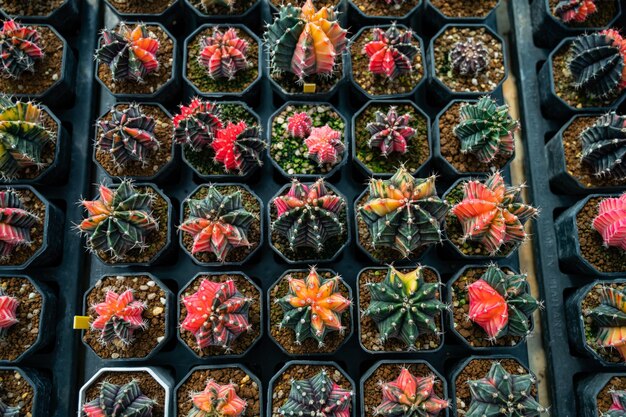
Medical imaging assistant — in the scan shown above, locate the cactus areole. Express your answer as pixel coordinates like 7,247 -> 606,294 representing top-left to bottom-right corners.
363,23 -> 420,81
91,289 -> 146,346
0,190 -> 40,258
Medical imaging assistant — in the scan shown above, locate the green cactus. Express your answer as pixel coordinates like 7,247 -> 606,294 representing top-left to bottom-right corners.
82,380 -> 156,417
278,369 -> 353,417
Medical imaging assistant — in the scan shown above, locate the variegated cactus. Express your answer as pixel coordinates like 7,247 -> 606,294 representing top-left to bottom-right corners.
82,380 -> 156,417
366,107 -> 416,156
554,0 -> 597,22
363,23 -> 419,80
587,285 -> 626,361
287,112 -> 312,139
0,190 -> 40,258
0,399 -> 19,417
211,121 -> 265,175
580,112 -> 626,179
605,390 -> 626,417
91,289 -> 146,346
188,379 -> 247,417
592,193 -> 626,250
0,288 -> 18,340
304,125 -> 345,166
449,37 -> 490,76
173,98 -> 223,151
198,28 -> 249,80
0,20 -> 43,78
278,369 -> 353,417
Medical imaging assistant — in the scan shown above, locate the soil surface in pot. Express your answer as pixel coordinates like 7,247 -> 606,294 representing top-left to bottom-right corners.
354,103 -> 429,174
12,109 -> 57,181
189,0 -> 256,15
177,367 -> 260,416
597,377 -> 626,413
582,282 -> 626,363
270,60 -> 344,95
179,273 -> 261,356
182,186 -> 260,263
0,26 -> 64,96
270,270 -> 351,354
350,28 -> 423,96
107,0 -> 175,14
83,275 -> 167,359
549,0 -> 618,28
270,104 -> 345,176
0,0 -> 64,16
95,104 -> 174,179
351,0 -> 417,17
0,277 -> 42,361
433,26 -> 505,93
359,267 -> 442,352
0,370 -> 34,415
430,0 -> 498,17
0,189 -> 46,267
186,27 -> 259,94
97,25 -> 174,96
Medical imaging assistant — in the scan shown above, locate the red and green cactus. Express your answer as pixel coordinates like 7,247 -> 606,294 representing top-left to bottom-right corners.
0,190 -> 40,258
454,96 -> 519,164
554,0 -> 597,22
77,180 -> 158,259
198,28 -> 249,80
450,172 -> 538,255
363,23 -> 420,80
581,112 -> 626,179
181,278 -> 252,351
96,23 -> 160,83
188,379 -> 247,417
265,0 -> 348,80
605,390 -> 626,417
0,20 -> 43,78
363,266 -> 446,349
0,399 -> 19,417
82,380 -> 156,417
359,166 -> 448,257
304,125 -> 345,166
0,288 -> 18,340
587,285 -> 626,361
374,368 -> 449,417
287,112 -> 312,139
366,107 -> 416,156
173,98 -> 223,151
210,121 -> 264,175
449,37 -> 490,76
278,369 -> 353,417
91,289 -> 146,346
592,193 -> 626,250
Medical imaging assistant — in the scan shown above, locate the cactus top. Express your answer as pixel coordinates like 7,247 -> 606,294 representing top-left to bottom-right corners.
592,193 -> 626,251
553,0 -> 598,23
605,390 -> 626,416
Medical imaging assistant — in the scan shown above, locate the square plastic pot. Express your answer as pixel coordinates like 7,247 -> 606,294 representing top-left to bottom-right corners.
424,0 -> 500,35
183,0 -> 263,32
577,372 -> 626,417
104,0 -> 182,30
347,0 -> 422,27
0,367 -> 50,416
0,0 -> 80,36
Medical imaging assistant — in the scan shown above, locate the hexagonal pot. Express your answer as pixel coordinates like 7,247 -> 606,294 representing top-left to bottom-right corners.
104,0 -> 182,29
80,272 -> 173,362
93,102 -> 176,183
347,0 -> 422,27
577,372 -> 626,417
0,0 -> 79,33
267,181 -> 350,264
177,271 -> 262,359
267,101 -> 348,181
0,367 -> 50,416
267,268 -> 353,356
179,184 -> 263,266
351,100 -> 431,179
424,0 -> 501,31
183,0 -> 263,31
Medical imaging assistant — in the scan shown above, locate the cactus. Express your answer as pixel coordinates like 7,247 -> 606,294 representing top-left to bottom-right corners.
359,166 -> 448,257
449,37 -> 490,76
97,103 -> 159,167
587,285 -> 626,361
363,23 -> 420,80
0,288 -> 18,340
0,400 -> 19,417
366,107 -> 416,157
272,178 -> 345,252
265,0 -> 348,80
181,278 -> 252,351
188,379 -> 247,417
592,193 -> 626,250
91,289 -> 146,345
173,99 -> 223,151
0,190 -> 40,258
211,121 -> 264,175
605,390 -> 626,417
554,0 -> 597,22
450,172 -> 538,255
198,28 -> 249,80
179,187 -> 255,261
363,266 -> 446,348
82,380 -> 156,417
304,125 -> 345,166
453,96 -> 519,164
0,20 -> 43,78
278,369 -> 353,417
580,112 -> 626,179
287,112 -> 312,139
77,180 -> 158,259
374,368 -> 449,417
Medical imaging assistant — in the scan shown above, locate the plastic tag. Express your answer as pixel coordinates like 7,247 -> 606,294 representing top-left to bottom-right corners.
303,83 -> 316,93
73,316 -> 90,330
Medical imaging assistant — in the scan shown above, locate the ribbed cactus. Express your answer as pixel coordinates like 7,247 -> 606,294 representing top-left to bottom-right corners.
374,368 -> 449,417
605,390 -> 626,417
287,112 -> 312,139
304,125 -> 345,166
366,107 -> 416,156
278,369 -> 353,417
0,288 -> 18,340
363,266 -> 446,348
363,23 -> 419,80
587,285 -> 626,361
568,29 -> 626,99
82,380 -> 156,417
359,166 -> 448,257
97,103 -> 159,167
554,0 -> 597,22
449,37 -> 490,76
265,0 -> 348,80
198,28 -> 249,80
173,99 -> 223,151
77,180 -> 158,259
189,379 -> 247,417
0,190 -> 40,258
0,20 -> 43,78
0,400 -> 19,417
450,172 -> 538,255
592,193 -> 626,250
91,289 -> 146,345
272,178 -> 346,252
181,279 -> 252,350
580,112 -> 626,179
453,96 -> 519,164
211,121 -> 264,175
0,95 -> 54,179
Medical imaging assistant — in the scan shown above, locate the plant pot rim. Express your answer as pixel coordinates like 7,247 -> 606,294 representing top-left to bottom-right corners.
347,0 -> 422,21
0,367 -> 45,414
184,0 -> 261,19
179,183 -> 265,266
540,0 -> 623,34
449,354 -> 533,392
104,0 -> 180,18
427,0 -> 502,21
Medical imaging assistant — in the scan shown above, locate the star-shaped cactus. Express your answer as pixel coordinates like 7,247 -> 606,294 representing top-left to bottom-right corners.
189,379 -> 247,417
278,369 -> 353,417
604,390 -> 626,417
173,98 -> 223,151
587,285 -> 626,361
0,190 -> 40,258
592,193 -> 626,251
91,289 -> 146,345
82,380 -> 156,417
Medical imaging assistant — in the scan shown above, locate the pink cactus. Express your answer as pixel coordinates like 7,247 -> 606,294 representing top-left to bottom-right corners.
287,112 -> 312,139
467,279 -> 508,339
190,379 -> 247,417
592,193 -> 626,250
91,289 -> 146,345
0,288 -> 18,336
198,27 -> 249,80
375,368 -> 448,417
304,125 -> 344,166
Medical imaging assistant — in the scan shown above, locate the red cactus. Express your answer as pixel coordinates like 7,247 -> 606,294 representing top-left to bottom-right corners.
198,27 -> 249,80
91,289 -> 146,345
0,20 -> 43,78
0,289 -> 18,336
467,279 -> 508,340
211,121 -> 265,175
190,379 -> 247,417
554,0 -> 597,23
592,193 -> 626,250
287,112 -> 312,139
304,125 -> 344,166
375,368 -> 448,417
363,23 -> 420,80
173,98 -> 223,150
601,29 -> 626,90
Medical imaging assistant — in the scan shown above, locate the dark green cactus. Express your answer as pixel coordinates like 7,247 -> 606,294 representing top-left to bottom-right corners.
0,190 -> 40,258
278,369 -> 353,417
580,112 -> 626,179
0,399 -> 19,417
82,380 -> 156,417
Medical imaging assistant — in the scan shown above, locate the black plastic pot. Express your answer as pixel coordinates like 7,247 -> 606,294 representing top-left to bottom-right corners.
423,0 -> 500,34
577,372 -> 626,417
104,0 -> 182,31
0,0 -> 80,36
183,0 -> 263,32
0,367 -> 50,417
347,2 -> 423,42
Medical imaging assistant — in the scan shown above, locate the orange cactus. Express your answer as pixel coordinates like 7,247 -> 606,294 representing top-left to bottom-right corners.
190,379 -> 247,417
91,289 -> 146,345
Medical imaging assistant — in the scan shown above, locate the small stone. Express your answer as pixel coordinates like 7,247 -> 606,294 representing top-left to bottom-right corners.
139,285 -> 149,291
147,281 -> 156,287
152,306 -> 164,316
111,353 -> 120,359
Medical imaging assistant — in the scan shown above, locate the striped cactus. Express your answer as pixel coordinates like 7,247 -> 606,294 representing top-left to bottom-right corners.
0,20 -> 43,78
82,380 -> 156,417
198,28 -> 249,80
91,289 -> 146,346
0,190 -> 40,258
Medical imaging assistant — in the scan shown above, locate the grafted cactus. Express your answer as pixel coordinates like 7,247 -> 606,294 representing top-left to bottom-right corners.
82,380 -> 156,417
198,28 -> 249,80
173,99 -> 223,151
366,107 -> 416,156
265,0 -> 348,80
363,266 -> 446,348
580,112 -> 626,179
363,23 -> 420,80
304,125 -> 345,166
188,379 -> 247,417
278,369 -> 353,417
211,121 -> 264,175
587,285 -> 626,361
0,20 -> 43,78
449,37 -> 490,76
91,289 -> 146,345
453,96 -> 519,164
605,390 -> 626,417
0,288 -> 18,340
96,23 -> 160,83
359,166 -> 448,257
0,190 -> 40,258
592,193 -> 626,250
554,0 -> 597,22
287,112 -> 312,139
0,400 -> 19,417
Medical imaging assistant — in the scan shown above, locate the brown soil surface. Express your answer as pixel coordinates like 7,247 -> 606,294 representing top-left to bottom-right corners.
0,277 -> 42,361
582,282 -> 626,363
431,0 -> 498,17
0,369 -> 34,415
0,0 -> 64,16
549,0 -> 618,27
0,190 -> 46,267
271,61 -> 343,95
350,0 -> 417,17
106,0 -> 174,14
189,0 -> 256,15
597,377 -> 626,413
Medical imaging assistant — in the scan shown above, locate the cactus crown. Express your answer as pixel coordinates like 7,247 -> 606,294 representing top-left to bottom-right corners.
366,106 -> 416,157
359,166 -> 449,257
189,379 -> 247,417
199,28 -> 249,80
592,193 -> 626,251
77,180 -> 158,260
272,178 -> 346,252
453,96 -> 519,164
0,20 -> 43,78
304,125 -> 345,166
96,23 -> 160,83
0,190 -> 40,258
554,0 -> 597,23
0,399 -> 19,417
265,0 -> 348,80
604,390 -> 626,417
287,112 -> 312,139
91,289 -> 146,346
211,121 -> 265,175
363,266 -> 446,348
173,99 -> 223,151
449,37 -> 490,76
97,103 -> 159,167
276,266 -> 351,346
278,369 -> 353,417
82,380 -> 156,417
375,368 -> 449,417
0,288 -> 18,340
587,285 -> 626,361
181,278 -> 252,351
450,172 -> 538,255
363,23 -> 419,81
580,112 -> 626,179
